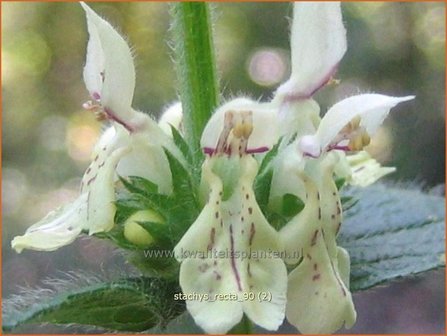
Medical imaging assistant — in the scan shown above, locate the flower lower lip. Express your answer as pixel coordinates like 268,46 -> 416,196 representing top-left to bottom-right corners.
203,146 -> 269,155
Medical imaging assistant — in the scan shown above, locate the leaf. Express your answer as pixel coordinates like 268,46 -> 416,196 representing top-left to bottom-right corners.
282,193 -> 305,217
171,125 -> 194,167
126,176 -> 159,193
3,276 -> 185,333
163,148 -> 198,205
254,142 -> 280,210
163,148 -> 201,237
104,149 -> 201,254
137,221 -> 172,246
338,184 -> 445,291
335,177 -> 346,190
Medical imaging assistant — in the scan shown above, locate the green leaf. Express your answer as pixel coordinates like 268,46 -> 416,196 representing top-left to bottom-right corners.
137,221 -> 172,246
106,149 -> 201,254
170,2 -> 219,159
163,148 -> 200,216
171,125 -> 194,168
3,277 -> 185,333
338,185 -> 445,291
335,177 -> 346,190
254,142 -> 280,210
282,193 -> 305,217
126,176 -> 159,193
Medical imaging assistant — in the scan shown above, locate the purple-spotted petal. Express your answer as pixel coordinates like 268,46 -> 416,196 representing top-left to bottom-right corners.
174,156 -> 286,333
286,229 -> 356,334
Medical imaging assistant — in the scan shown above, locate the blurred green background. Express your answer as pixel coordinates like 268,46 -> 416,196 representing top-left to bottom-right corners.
2,1 -> 445,334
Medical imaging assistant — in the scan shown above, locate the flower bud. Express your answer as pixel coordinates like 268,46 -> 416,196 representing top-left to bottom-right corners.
123,210 -> 164,247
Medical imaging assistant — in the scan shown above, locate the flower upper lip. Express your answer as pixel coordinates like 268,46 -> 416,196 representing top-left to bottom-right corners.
81,2 -> 137,132
275,2 -> 347,101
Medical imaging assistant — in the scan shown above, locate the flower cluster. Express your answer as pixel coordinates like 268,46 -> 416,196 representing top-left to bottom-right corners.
12,2 -> 413,334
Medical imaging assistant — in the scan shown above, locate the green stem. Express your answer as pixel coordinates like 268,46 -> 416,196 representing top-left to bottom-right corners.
228,315 -> 253,334
170,2 -> 220,157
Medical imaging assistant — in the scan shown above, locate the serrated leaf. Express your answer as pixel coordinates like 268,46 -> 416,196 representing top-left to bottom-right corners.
170,126 -> 203,187
137,221 -> 172,246
171,126 -> 194,167
3,277 -> 185,333
163,148 -> 201,235
119,176 -> 155,196
163,148 -> 198,205
338,185 -> 445,291
127,176 -> 159,193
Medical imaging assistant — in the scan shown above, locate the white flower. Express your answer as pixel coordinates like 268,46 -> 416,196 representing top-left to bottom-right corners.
12,3 -> 176,253
269,2 -> 414,334
200,97 -> 279,155
279,153 -> 356,334
298,94 -> 415,158
275,2 -> 347,101
345,151 -> 396,187
158,101 -> 184,137
174,100 -> 286,334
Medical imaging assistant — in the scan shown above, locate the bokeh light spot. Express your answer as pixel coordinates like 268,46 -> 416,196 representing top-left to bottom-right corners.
247,48 -> 288,87
5,31 -> 52,78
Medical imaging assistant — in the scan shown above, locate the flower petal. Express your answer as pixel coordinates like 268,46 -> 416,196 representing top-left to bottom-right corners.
82,3 -> 104,100
336,246 -> 351,288
276,98 -> 320,139
11,193 -> 88,253
286,229 -> 356,334
346,151 -> 396,187
279,153 -> 341,262
276,2 -> 347,99
158,101 -> 183,136
86,145 -> 130,234
81,126 -> 131,234
81,2 -> 136,122
84,121 -> 175,194
174,156 -> 286,333
200,98 -> 279,154
316,94 -> 414,150
179,258 -> 244,334
279,173 -> 319,265
117,132 -> 173,195
305,153 -> 342,256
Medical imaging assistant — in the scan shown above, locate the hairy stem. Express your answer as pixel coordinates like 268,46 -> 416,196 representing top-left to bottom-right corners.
170,2 -> 220,158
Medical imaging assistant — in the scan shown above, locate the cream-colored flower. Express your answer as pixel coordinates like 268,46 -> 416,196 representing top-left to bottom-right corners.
174,100 -> 286,334
269,2 -> 414,334
12,3 -> 176,253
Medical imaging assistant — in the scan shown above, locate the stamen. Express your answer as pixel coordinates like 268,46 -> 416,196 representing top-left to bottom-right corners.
215,111 -> 234,155
327,115 -> 370,153
232,111 -> 253,155
82,100 -> 135,132
347,132 -> 370,151
208,110 -> 254,156
326,77 -> 341,86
